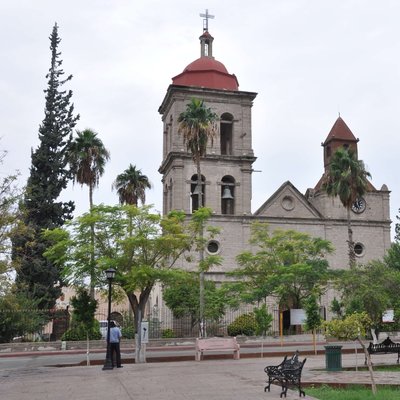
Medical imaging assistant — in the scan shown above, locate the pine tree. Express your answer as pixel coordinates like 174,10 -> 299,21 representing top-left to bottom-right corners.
12,23 -> 79,310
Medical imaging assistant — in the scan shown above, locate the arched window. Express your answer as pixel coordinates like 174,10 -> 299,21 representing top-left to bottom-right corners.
163,183 -> 168,212
191,174 -> 205,212
326,146 -> 331,158
220,113 -> 233,155
221,175 -> 235,215
168,179 -> 173,211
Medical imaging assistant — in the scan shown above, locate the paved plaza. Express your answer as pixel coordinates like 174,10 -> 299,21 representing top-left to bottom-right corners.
1,351 -> 399,400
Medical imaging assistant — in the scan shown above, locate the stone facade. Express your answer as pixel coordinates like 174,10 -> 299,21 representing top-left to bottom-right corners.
158,85 -> 257,217
154,29 -> 392,327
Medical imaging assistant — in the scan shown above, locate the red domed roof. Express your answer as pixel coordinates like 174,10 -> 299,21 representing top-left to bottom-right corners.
184,57 -> 229,73
172,57 -> 239,90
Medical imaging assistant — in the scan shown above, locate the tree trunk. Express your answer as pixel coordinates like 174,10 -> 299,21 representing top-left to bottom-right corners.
347,207 -> 356,268
127,290 -> 150,336
356,335 -> 377,395
196,160 -> 205,338
89,182 -> 95,299
86,331 -> 90,366
196,161 -> 202,209
128,290 -> 150,364
313,329 -> 317,355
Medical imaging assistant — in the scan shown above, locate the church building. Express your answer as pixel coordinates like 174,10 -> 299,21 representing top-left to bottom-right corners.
156,22 -> 391,325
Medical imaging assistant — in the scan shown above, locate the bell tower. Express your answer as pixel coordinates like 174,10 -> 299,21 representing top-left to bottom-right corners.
321,116 -> 359,171
158,26 -> 257,217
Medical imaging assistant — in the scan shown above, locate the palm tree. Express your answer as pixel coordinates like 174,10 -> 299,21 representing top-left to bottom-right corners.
69,129 -> 110,209
178,98 -> 218,337
113,164 -> 152,206
178,98 -> 218,209
69,128 -> 110,298
323,147 -> 371,267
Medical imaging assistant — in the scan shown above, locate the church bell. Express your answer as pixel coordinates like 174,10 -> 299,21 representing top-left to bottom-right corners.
192,184 -> 202,195
222,186 -> 234,199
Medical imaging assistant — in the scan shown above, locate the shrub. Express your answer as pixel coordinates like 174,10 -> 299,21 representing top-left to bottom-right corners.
61,321 -> 102,341
161,328 -> 175,338
121,324 -> 135,339
253,305 -> 273,336
227,313 -> 257,336
120,311 -> 135,339
323,312 -> 372,340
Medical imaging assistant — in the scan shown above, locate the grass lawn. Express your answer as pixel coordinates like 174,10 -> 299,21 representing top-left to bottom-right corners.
307,385 -> 400,400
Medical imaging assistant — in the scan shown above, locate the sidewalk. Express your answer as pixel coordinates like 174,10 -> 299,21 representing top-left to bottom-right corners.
0,352 -> 399,400
0,356 -> 316,400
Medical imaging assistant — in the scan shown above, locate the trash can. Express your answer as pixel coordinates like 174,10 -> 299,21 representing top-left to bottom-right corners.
324,345 -> 342,371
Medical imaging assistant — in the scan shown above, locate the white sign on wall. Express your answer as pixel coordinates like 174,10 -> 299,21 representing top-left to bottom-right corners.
141,321 -> 149,343
382,309 -> 394,323
290,309 -> 306,325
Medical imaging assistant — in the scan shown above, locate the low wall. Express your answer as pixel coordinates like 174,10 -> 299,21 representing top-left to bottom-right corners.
4,332 -> 395,354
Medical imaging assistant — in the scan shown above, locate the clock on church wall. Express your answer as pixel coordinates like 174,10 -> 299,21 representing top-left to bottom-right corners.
351,197 -> 366,214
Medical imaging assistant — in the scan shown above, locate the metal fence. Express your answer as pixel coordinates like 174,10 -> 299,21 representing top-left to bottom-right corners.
0,308 -> 69,343
94,304 -> 265,339
1,303 -> 282,343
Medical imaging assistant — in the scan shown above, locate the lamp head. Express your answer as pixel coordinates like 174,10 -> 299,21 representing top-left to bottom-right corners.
105,268 -> 116,280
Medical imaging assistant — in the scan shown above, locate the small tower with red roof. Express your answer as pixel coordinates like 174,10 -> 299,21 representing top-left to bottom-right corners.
322,116 -> 359,171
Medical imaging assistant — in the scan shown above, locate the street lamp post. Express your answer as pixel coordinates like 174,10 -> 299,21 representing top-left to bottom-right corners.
102,268 -> 116,370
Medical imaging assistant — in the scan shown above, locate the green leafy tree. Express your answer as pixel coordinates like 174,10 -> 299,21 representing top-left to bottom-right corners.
0,294 -> 43,343
12,23 -> 79,310
0,152 -> 22,294
68,128 -> 110,298
253,304 -> 273,336
385,242 -> 400,271
44,205 -> 213,331
304,293 -> 322,354
333,260 -> 400,330
322,147 -> 371,267
385,208 -> 400,271
65,288 -> 99,364
323,312 -> 376,394
178,98 -> 218,337
164,271 -> 231,331
231,223 -> 333,310
113,164 -> 152,206
330,297 -> 344,319
0,150 -> 32,344
69,288 -> 98,334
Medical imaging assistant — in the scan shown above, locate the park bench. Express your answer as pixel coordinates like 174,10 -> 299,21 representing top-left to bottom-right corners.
195,337 -> 240,361
264,352 -> 307,398
366,336 -> 400,364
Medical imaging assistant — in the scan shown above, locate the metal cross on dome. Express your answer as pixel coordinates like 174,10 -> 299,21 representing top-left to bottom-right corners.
200,9 -> 214,32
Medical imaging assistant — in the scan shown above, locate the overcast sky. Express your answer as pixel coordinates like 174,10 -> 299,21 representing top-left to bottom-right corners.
1,1 -> 399,239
